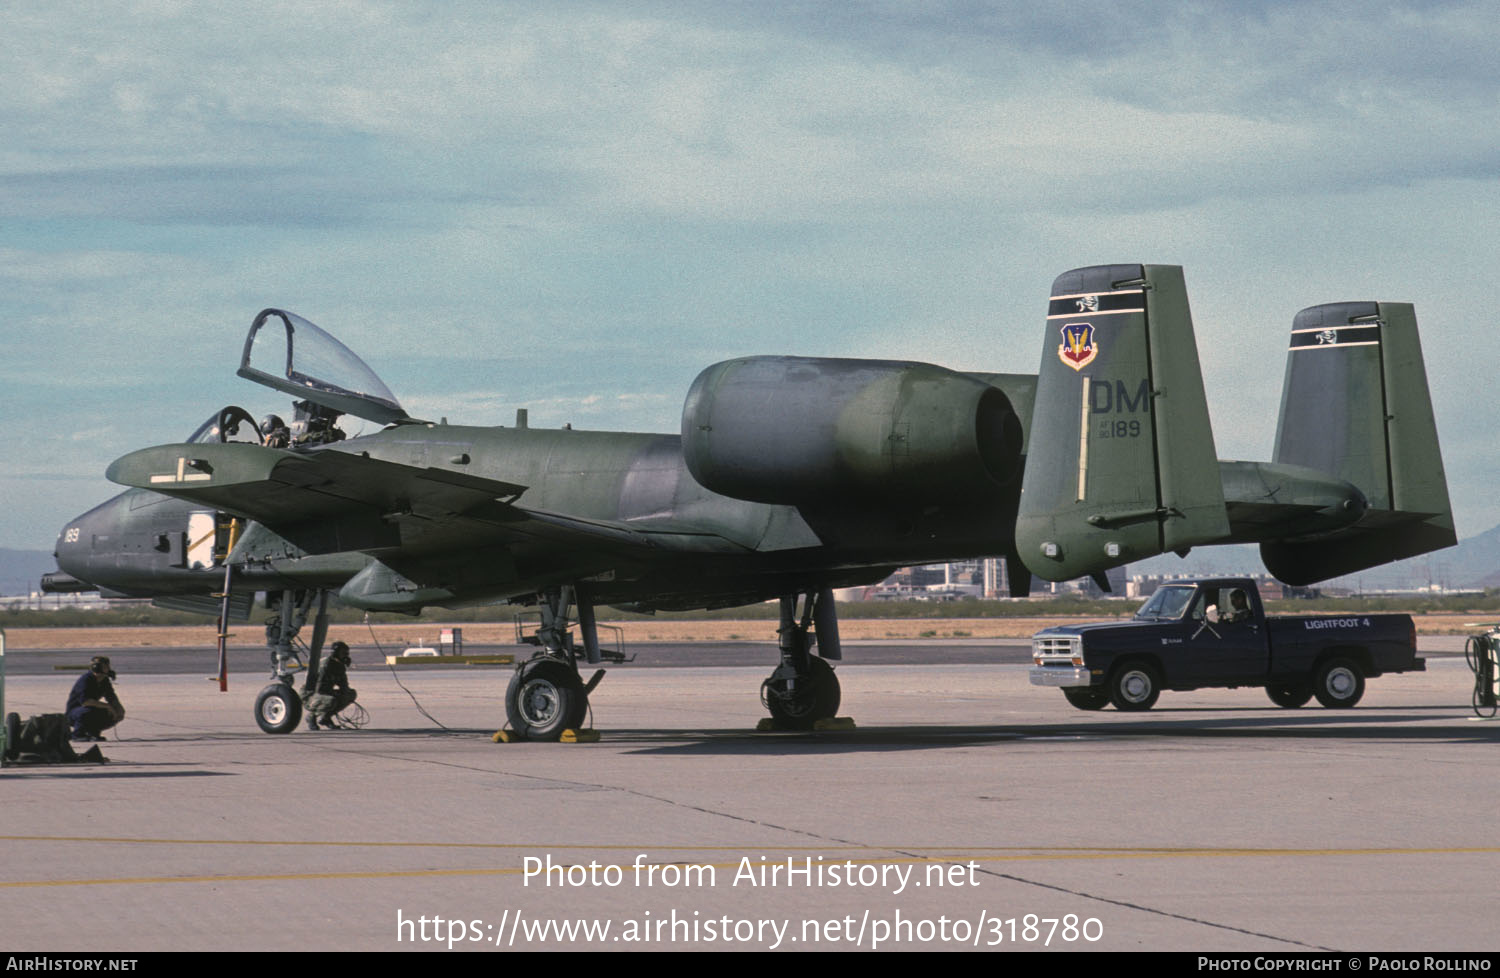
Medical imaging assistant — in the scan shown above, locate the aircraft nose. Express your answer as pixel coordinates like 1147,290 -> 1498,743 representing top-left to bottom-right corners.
53,513 -> 92,580
51,492 -> 126,586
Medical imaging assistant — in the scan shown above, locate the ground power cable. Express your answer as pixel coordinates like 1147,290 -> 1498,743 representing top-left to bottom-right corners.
365,617 -> 451,731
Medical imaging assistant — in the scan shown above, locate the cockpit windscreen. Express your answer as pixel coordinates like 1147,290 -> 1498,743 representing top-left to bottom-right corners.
186,406 -> 263,444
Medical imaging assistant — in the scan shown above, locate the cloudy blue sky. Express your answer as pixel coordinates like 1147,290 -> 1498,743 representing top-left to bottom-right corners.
3,1 -> 1496,574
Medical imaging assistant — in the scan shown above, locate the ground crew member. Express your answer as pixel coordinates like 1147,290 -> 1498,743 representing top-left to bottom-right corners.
306,641 -> 356,730
67,656 -> 125,741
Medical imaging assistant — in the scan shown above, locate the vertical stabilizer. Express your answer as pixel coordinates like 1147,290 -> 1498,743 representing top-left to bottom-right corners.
1016,264 -> 1229,582
1260,302 -> 1455,583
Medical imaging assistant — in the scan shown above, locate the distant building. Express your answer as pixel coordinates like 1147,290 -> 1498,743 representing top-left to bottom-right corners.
1127,573 -> 1320,602
856,559 -> 1127,601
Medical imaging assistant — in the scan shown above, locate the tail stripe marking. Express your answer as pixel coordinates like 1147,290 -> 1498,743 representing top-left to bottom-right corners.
1047,288 -> 1146,319
1288,325 -> 1382,350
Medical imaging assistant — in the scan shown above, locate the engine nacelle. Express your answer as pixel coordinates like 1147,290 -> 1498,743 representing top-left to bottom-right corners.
681,356 -> 1023,505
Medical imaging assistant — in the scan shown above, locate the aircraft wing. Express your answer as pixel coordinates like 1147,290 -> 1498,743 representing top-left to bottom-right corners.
104,442 -> 751,557
107,442 -> 525,523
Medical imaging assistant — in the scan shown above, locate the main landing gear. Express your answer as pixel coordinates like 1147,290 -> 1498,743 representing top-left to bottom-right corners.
760,587 -> 842,730
505,585 -> 611,741
501,584 -> 844,740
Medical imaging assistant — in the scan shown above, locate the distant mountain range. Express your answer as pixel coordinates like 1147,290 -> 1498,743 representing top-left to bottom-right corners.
1,548 -> 58,598
4,524 -> 1497,599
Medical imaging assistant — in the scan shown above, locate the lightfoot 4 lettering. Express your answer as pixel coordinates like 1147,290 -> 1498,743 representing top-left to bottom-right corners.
1303,618 -> 1370,629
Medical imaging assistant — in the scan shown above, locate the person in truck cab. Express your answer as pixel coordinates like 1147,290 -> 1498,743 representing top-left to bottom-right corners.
1220,589 -> 1252,624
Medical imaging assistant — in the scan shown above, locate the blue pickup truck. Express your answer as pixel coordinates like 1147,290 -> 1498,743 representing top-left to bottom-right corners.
1029,578 -> 1424,711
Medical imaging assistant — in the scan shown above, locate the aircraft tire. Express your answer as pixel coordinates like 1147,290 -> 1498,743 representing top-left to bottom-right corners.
1107,660 -> 1161,712
506,657 -> 586,741
1266,683 -> 1314,708
1312,657 -> 1365,708
1062,687 -> 1110,711
254,682 -> 303,734
764,656 -> 840,729
4,712 -> 20,760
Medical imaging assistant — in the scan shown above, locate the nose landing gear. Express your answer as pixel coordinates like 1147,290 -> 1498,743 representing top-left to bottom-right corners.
503,585 -> 611,741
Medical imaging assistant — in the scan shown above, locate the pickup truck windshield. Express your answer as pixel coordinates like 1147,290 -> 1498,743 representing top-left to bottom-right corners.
1135,585 -> 1196,621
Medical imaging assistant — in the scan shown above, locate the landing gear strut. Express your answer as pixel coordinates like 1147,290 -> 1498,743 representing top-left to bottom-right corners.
761,587 -> 841,729
505,585 -> 606,741
253,588 -> 332,734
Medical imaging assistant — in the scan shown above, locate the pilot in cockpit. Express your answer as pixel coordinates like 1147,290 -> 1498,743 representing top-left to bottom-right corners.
259,414 -> 290,449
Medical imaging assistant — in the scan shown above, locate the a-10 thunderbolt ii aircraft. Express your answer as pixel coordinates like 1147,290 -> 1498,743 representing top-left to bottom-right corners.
43,263 -> 1455,739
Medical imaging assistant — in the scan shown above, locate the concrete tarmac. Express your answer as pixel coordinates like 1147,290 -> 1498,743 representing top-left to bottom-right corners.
2,642 -> 1497,953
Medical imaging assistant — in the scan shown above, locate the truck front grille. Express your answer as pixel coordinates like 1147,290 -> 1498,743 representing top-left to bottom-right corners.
1032,634 -> 1081,663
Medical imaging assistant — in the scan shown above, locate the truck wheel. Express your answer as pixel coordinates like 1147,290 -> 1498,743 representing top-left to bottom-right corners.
1312,657 -> 1365,708
1108,662 -> 1161,712
1266,683 -> 1314,708
1062,687 -> 1109,711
